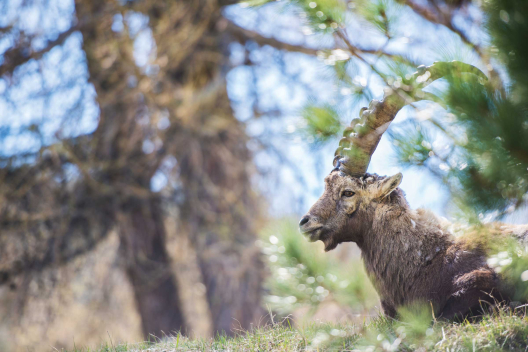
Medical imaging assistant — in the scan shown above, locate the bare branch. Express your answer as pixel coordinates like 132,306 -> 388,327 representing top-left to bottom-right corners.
335,30 -> 419,69
0,26 -> 77,77
225,20 -> 321,55
0,25 -> 13,35
401,0 -> 477,51
226,19 -> 412,65
399,0 -> 443,25
219,0 -> 242,5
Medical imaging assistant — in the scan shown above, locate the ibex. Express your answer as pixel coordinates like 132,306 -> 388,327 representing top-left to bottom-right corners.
299,61 -> 528,319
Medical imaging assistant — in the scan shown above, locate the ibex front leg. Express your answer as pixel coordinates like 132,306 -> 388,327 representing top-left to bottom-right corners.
381,300 -> 397,318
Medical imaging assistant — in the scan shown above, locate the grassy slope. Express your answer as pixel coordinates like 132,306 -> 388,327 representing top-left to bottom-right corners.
68,307 -> 528,352
70,220 -> 528,351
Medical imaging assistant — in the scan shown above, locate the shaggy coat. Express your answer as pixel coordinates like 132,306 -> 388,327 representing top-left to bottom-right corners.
299,171 -> 527,319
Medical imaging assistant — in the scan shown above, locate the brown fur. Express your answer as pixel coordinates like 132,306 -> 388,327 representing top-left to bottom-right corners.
299,171 -> 525,319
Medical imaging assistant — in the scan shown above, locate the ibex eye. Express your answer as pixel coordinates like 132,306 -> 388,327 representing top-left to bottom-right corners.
343,190 -> 355,197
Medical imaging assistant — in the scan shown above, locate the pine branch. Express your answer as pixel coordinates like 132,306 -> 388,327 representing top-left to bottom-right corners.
398,0 -> 503,90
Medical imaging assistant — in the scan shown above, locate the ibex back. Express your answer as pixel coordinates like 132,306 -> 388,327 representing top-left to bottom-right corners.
299,61 -> 527,319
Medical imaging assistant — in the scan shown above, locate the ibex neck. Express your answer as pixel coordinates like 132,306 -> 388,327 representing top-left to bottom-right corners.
358,207 -> 452,304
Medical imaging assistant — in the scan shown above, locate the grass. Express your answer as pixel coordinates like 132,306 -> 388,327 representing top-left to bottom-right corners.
59,218 -> 528,351
62,307 -> 528,352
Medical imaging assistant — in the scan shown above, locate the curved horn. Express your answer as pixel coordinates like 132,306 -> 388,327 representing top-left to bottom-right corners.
334,60 -> 487,176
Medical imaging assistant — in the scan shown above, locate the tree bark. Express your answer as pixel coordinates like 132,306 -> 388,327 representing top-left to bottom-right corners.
116,199 -> 185,338
74,0 -> 265,337
144,0 -> 266,334
74,0 -> 187,337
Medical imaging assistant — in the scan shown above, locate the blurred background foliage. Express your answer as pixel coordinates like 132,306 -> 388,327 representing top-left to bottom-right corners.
1,0 -> 528,350
259,219 -> 377,319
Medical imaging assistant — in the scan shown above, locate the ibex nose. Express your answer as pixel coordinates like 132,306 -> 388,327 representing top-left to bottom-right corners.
299,215 -> 310,227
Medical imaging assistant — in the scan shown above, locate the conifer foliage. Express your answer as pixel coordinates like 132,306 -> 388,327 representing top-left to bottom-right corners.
287,0 -> 528,217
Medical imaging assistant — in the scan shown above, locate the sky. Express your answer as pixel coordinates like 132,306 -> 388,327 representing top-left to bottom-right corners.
3,0 -> 525,224
224,2 -> 458,217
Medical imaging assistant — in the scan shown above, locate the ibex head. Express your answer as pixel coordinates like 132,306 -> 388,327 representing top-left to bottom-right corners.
300,171 -> 404,251
300,61 -> 486,251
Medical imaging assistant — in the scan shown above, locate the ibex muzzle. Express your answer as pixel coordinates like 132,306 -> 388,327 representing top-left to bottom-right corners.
298,62 -> 523,320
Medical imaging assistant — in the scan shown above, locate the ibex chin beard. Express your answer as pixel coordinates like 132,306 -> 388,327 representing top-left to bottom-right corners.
300,226 -> 338,251
322,237 -> 339,252
300,226 -> 323,242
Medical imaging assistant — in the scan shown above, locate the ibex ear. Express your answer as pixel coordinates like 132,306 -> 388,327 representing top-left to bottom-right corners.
378,173 -> 403,198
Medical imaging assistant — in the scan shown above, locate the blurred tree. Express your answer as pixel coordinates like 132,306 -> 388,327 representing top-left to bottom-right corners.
0,0 -> 329,341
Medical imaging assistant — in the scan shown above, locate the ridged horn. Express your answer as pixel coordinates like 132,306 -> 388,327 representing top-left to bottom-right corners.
333,60 -> 487,176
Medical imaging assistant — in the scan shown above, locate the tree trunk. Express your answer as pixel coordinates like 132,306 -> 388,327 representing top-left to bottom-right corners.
145,0 -> 266,334
75,0 -> 187,337
75,0 -> 265,337
142,0 -> 266,334
116,199 -> 185,338
165,206 -> 213,338
173,85 -> 266,333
